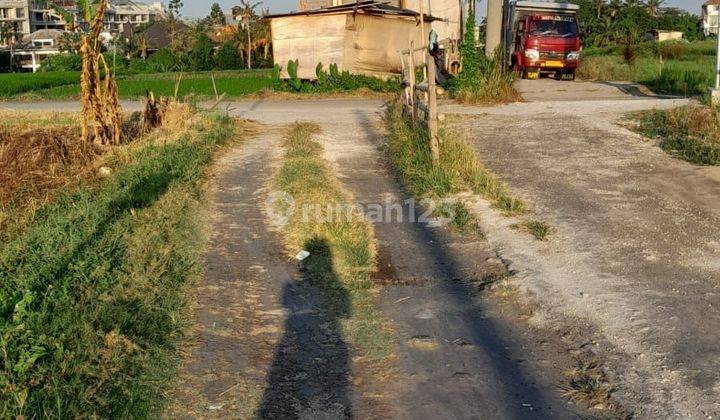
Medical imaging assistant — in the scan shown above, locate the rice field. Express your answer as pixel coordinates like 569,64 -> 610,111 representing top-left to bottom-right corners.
1,70 -> 274,100
0,71 -> 80,98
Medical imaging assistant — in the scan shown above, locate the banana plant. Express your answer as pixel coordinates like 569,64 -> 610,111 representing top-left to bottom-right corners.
45,0 -> 123,146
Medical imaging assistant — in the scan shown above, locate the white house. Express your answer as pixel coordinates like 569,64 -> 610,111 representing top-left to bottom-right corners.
702,0 -> 720,36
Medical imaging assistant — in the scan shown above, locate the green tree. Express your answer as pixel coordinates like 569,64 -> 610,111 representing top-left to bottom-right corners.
232,0 -> 264,69
208,3 -> 226,25
190,33 -> 215,71
215,42 -> 241,69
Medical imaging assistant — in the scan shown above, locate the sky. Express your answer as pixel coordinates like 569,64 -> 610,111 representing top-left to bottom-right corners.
181,0 -> 705,19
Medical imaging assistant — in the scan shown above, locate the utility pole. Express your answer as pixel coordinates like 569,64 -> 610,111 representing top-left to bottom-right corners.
713,15 -> 720,105
243,14 -> 252,69
485,0 -> 502,57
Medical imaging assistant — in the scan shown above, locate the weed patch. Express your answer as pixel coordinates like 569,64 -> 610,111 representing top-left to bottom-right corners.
450,12 -> 520,104
384,102 -> 525,216
512,220 -> 551,241
635,105 -> 720,165
0,113 -> 235,418
563,357 -> 627,416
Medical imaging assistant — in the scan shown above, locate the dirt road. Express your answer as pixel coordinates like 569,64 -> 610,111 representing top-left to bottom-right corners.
447,79 -> 720,417
8,80 -> 716,418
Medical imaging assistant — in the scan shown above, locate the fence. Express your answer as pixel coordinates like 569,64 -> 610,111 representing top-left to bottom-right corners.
399,41 -> 441,165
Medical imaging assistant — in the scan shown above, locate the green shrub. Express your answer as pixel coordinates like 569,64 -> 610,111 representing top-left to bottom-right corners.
40,53 -> 82,72
145,48 -> 178,73
214,42 -> 241,70
650,65 -> 710,94
577,55 -> 634,80
189,34 -> 215,72
452,11 -> 520,104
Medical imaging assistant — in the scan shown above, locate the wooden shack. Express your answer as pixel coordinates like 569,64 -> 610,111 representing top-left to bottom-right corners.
268,1 -> 438,79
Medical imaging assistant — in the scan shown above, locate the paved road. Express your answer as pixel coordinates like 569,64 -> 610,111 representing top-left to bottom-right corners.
449,80 -> 719,418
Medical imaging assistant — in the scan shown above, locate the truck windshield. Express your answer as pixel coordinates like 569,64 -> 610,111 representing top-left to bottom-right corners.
527,18 -> 578,37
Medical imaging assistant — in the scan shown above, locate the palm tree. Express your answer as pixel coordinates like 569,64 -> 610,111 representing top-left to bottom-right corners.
645,0 -> 665,17
232,0 -> 263,69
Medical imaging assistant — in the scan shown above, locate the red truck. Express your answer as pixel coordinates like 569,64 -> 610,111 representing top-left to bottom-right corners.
502,1 -> 581,80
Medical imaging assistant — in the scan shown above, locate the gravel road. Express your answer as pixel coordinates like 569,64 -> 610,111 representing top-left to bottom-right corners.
448,79 -> 719,418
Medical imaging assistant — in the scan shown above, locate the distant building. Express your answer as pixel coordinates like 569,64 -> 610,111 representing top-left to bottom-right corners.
104,0 -> 164,34
12,28 -> 64,72
0,0 -> 164,46
0,0 -> 31,43
654,30 -> 684,41
702,0 -> 720,36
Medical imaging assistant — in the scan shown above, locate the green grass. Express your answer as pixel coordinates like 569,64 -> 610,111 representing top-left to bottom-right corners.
384,102 -> 525,216
0,72 -> 80,98
635,105 -> 720,165
274,122 -> 394,369
512,220 -> 551,241
0,113 -> 235,418
14,70 -> 275,100
578,40 -> 714,95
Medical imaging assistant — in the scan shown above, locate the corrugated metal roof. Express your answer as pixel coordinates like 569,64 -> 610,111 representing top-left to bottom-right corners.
266,0 -> 440,21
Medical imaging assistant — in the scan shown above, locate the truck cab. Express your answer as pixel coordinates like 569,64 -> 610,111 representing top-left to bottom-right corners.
503,1 -> 581,80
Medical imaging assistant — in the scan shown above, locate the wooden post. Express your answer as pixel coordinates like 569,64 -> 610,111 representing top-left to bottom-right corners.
408,40 -> 417,124
426,50 -> 440,165
419,0 -> 427,80
211,73 -> 219,101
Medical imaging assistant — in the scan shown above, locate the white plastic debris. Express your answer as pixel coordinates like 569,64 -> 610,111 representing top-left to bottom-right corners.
295,250 -> 310,261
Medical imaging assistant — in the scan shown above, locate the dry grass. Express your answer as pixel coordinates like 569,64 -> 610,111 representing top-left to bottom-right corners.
563,358 -> 629,417
0,126 -> 101,240
0,102 -> 195,243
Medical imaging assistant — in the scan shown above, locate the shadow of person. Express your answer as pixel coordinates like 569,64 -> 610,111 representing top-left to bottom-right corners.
257,237 -> 353,419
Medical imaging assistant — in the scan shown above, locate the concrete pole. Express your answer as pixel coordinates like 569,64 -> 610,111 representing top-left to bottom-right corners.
485,0 -> 503,57
713,14 -> 720,105
715,14 -> 720,89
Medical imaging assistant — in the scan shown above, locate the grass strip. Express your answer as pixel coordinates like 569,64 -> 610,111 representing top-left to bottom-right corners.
0,113 -> 235,418
272,122 -> 395,398
384,102 -> 525,218
634,105 -> 720,165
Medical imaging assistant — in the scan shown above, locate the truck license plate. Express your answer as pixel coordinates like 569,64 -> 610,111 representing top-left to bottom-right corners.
543,61 -> 564,67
